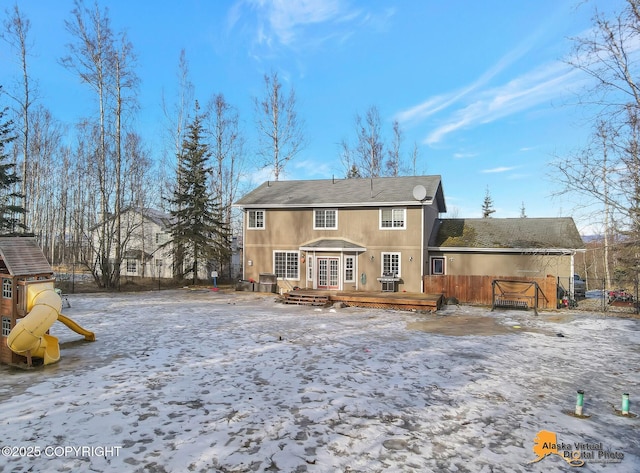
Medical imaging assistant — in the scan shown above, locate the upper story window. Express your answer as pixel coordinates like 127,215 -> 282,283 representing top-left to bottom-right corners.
248,210 -> 265,229
380,208 -> 406,229
155,232 -> 169,245
314,209 -> 337,229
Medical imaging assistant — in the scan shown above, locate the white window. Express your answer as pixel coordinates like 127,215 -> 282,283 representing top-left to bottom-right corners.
2,278 -> 12,299
380,208 -> 406,229
155,232 -> 169,245
274,251 -> 299,280
248,210 -> 265,229
314,209 -> 337,229
382,252 -> 401,277
431,257 -> 445,275
2,316 -> 10,336
344,255 -> 355,282
126,260 -> 137,273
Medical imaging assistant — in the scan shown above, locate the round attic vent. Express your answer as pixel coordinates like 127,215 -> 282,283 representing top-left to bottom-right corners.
412,184 -> 427,201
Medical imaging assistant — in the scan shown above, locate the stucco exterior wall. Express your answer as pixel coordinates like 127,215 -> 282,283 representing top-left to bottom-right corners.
242,205 -> 431,292
427,250 -> 574,280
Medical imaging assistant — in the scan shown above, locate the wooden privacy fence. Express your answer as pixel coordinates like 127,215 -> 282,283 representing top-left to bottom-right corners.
423,274 -> 557,309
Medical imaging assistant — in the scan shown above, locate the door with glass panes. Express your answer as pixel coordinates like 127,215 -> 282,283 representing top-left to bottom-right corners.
317,257 -> 339,289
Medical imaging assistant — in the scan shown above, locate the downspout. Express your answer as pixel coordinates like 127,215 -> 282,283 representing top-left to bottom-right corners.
570,250 -> 576,300
313,251 -> 317,289
355,251 -> 358,291
241,210 -> 246,280
421,205 -> 425,294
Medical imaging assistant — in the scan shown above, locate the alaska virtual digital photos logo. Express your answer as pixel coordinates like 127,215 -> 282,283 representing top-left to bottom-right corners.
529,430 -> 625,467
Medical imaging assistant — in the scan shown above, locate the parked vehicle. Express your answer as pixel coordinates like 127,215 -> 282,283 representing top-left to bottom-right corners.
608,289 -> 634,303
573,274 -> 586,299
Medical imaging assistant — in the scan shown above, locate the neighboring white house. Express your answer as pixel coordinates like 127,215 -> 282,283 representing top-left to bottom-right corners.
113,207 -> 175,279
230,234 -> 242,280
92,207 -> 239,281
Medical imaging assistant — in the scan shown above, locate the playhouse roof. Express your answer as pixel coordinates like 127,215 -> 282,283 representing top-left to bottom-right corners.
0,237 -> 52,276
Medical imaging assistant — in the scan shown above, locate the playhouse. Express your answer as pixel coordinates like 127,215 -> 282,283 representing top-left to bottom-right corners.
0,237 -> 94,367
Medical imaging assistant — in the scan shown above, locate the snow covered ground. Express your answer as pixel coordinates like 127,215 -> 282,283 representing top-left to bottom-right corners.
0,289 -> 638,473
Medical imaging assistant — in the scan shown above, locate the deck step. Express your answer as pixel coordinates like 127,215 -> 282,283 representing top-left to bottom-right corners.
282,293 -> 330,307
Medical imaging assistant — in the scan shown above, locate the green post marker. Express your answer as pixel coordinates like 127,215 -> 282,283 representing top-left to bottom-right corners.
622,393 -> 630,416
575,390 -> 584,416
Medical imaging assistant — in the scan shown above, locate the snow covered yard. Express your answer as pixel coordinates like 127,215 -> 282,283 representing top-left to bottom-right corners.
0,290 -> 638,473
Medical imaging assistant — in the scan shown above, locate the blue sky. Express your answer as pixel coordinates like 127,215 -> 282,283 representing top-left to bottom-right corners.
0,0 -> 625,233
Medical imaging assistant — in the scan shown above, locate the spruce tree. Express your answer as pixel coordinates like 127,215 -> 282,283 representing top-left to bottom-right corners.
482,187 -> 496,218
0,92 -> 26,234
167,102 -> 228,285
520,202 -> 527,218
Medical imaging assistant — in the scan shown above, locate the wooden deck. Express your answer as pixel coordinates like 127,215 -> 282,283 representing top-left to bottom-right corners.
282,289 -> 444,312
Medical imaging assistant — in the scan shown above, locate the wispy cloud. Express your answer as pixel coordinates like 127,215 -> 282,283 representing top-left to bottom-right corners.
291,157 -> 333,178
481,166 -> 518,173
260,0 -> 348,45
424,63 -> 582,145
228,0 -> 386,52
395,12 -> 549,126
452,152 -> 477,159
395,6 -> 589,146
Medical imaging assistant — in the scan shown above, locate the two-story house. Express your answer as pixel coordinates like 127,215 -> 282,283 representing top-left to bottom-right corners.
235,175 -> 585,299
91,207 -> 174,279
234,176 -> 446,293
92,207 -> 241,282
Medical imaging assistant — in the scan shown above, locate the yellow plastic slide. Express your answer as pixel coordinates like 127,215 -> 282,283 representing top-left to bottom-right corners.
57,314 -> 96,341
6,282 -> 95,365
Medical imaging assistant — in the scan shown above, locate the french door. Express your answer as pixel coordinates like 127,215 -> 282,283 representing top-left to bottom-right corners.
317,257 -> 339,289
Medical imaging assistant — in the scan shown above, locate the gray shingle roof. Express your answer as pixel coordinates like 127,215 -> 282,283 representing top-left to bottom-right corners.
300,239 -> 366,251
235,176 -> 446,211
430,218 -> 584,250
0,237 -> 52,276
142,208 -> 173,229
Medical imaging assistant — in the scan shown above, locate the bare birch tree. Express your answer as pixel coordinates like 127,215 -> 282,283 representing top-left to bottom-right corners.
410,142 -> 420,176
26,106 -> 64,256
161,49 -> 194,278
205,93 -> 244,277
61,0 -> 115,287
355,106 -> 384,178
339,138 -> 360,178
61,0 -> 142,288
341,105 -> 395,178
160,49 -> 194,204
554,0 -> 640,286
111,30 -> 138,284
254,71 -> 304,181
386,119 -> 402,177
2,4 -> 35,230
